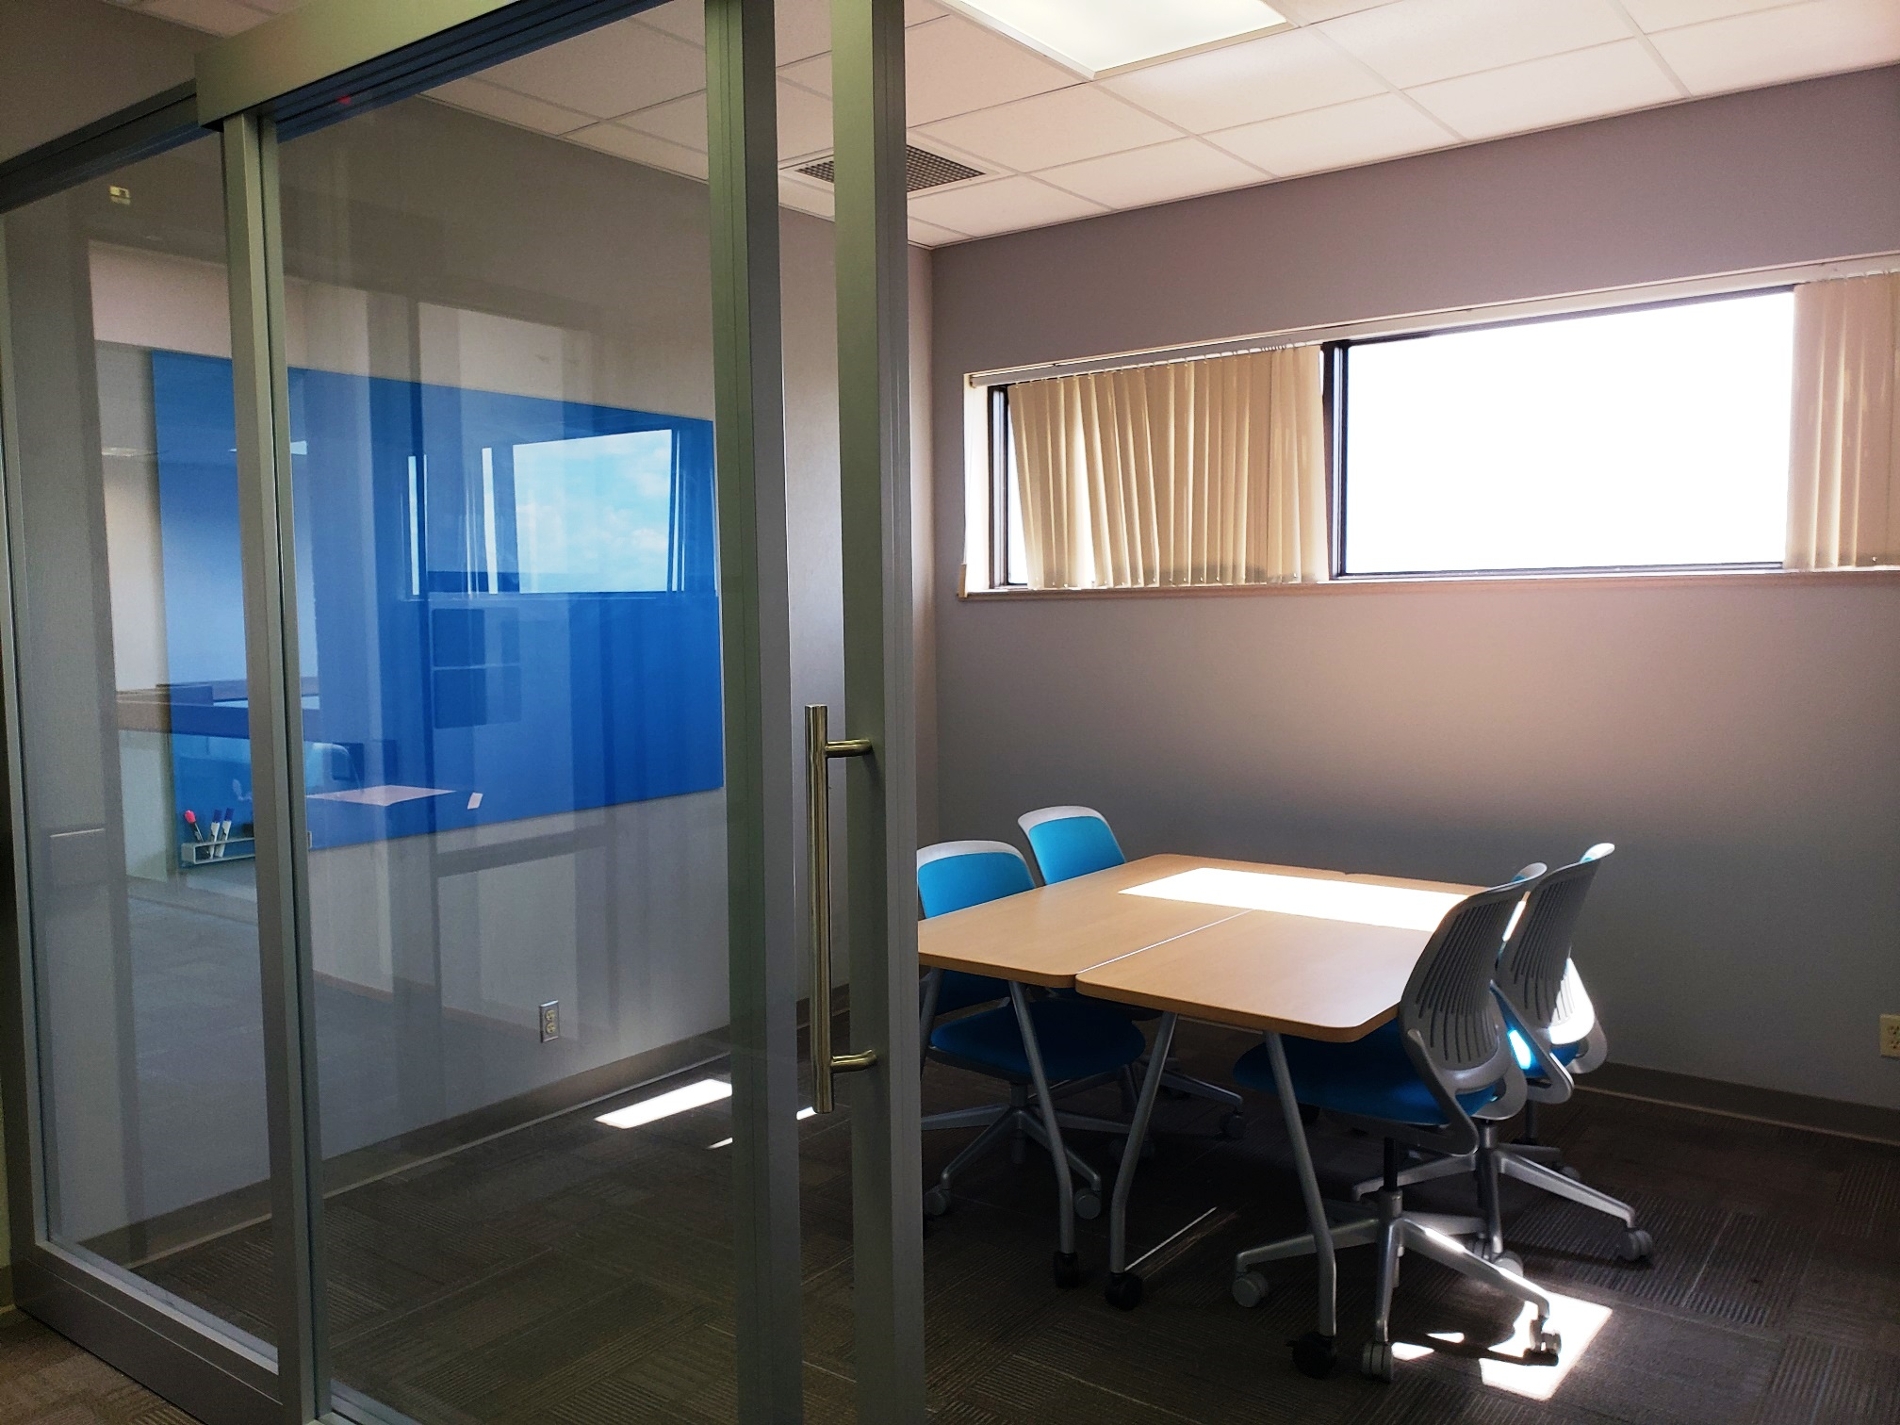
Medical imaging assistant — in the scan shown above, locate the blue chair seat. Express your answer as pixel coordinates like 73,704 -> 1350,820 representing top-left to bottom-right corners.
935,970 -> 1009,1016
1508,1027 -> 1584,1074
1233,1020 -> 1502,1127
931,996 -> 1147,1084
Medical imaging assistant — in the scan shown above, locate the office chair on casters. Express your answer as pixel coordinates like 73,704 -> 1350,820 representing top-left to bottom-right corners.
1347,847 -> 1648,1266
917,841 -> 1147,1287
1229,873 -> 1562,1382
1484,843 -> 1650,1266
1017,806 -> 1246,1138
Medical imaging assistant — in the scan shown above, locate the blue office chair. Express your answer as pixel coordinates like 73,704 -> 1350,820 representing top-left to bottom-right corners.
1228,872 -> 1562,1382
1018,807 -> 1246,1137
918,840 -> 1147,1287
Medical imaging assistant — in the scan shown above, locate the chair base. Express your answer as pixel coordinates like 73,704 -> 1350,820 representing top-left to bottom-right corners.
1353,1126 -> 1648,1264
1232,1187 -> 1558,1380
923,1084 -> 1131,1217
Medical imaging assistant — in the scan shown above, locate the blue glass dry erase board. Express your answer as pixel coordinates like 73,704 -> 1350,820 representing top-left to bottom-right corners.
151,350 -> 723,853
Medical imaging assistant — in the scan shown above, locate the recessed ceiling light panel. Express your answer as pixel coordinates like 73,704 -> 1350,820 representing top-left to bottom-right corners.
941,0 -> 1289,79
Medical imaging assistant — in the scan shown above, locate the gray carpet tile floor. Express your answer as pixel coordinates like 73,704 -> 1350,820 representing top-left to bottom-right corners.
6,1019 -> 1897,1424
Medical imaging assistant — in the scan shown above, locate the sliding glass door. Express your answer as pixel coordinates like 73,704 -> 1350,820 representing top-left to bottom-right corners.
0,129 -> 289,1408
1,2 -> 922,1422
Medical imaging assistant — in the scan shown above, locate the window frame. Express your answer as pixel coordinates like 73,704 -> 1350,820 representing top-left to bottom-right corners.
1326,287 -> 1797,582
975,281 -> 1837,595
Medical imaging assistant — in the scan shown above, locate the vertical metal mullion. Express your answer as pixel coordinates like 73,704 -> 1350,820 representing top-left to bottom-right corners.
706,1 -> 804,1420
0,210 -> 52,1279
832,1 -> 925,1420
222,110 -> 329,1425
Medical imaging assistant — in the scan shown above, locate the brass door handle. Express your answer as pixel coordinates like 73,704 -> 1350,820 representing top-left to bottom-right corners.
806,704 -> 877,1112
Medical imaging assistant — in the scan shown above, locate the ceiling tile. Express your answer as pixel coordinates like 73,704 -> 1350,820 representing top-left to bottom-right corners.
141,0 -> 269,34
481,18 -> 704,119
1620,0 -> 1790,29
1648,0 -> 1900,95
778,174 -> 835,219
777,0 -> 831,65
906,0 -> 948,20
636,0 -> 705,46
1102,27 -> 1383,132
781,53 -> 832,94
1209,92 -> 1453,177
1038,138 -> 1268,209
909,215 -> 969,246
618,90 -> 708,152
1321,0 -> 1631,89
1408,39 -> 1680,140
919,85 -> 1180,172
907,175 -> 1106,237
427,77 -> 597,136
905,14 -> 1081,126
566,122 -> 710,182
1272,0 -> 1401,19
777,80 -> 835,159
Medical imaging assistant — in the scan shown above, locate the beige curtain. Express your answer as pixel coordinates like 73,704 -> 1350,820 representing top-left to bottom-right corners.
1009,345 -> 1328,589
1787,273 -> 1900,569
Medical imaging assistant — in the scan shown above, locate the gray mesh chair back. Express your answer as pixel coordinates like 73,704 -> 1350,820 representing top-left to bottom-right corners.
1496,843 -> 1612,1037
1399,873 -> 1543,1126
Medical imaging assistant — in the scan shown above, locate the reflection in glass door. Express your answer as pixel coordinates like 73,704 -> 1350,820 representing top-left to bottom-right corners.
0,135 -> 285,1360
214,3 -> 810,1419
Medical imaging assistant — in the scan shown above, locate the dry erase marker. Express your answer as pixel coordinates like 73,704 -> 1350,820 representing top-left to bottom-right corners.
184,810 -> 204,843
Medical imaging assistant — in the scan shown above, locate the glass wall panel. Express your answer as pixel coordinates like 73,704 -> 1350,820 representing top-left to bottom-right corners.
1,137 -> 281,1350
263,8 -> 774,1418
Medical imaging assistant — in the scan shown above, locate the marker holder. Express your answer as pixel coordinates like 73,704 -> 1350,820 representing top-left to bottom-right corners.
179,836 -> 256,869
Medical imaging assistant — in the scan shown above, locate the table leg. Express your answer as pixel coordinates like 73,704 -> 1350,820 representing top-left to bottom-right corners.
1108,1012 -> 1176,1276
1010,982 -> 1082,1287
1265,1030 -> 1337,1357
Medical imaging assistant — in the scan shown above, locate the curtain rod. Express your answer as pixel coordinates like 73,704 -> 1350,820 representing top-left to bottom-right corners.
967,250 -> 1900,387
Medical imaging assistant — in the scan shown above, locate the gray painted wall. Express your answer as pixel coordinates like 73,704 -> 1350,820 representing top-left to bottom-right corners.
929,66 -> 1900,1112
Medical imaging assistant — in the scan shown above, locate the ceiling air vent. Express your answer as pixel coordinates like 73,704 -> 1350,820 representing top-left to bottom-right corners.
793,145 -> 984,193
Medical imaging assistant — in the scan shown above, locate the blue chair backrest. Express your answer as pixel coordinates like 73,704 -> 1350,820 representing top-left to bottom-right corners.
917,840 -> 1034,917
1018,806 -> 1124,884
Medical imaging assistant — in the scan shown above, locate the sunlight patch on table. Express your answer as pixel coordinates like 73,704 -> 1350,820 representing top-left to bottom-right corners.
1122,868 -> 1464,931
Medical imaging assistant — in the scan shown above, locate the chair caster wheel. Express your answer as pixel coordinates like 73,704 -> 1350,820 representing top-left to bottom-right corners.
1560,1165 -> 1583,1181
1231,1270 -> 1270,1308
1053,1251 -> 1082,1289
1493,1251 -> 1524,1276
1530,1326 -> 1562,1361
1104,1271 -> 1142,1310
1219,1111 -> 1246,1140
1073,1189 -> 1102,1221
923,1186 -> 951,1218
1290,1331 -> 1336,1379
1360,1340 -> 1394,1382
1619,1229 -> 1653,1263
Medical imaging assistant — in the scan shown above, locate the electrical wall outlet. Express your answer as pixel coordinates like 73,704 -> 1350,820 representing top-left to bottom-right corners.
1882,1014 -> 1900,1060
540,1001 -> 560,1043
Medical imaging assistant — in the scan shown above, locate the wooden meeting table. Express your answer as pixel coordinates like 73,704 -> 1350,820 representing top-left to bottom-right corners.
917,853 -> 1478,1374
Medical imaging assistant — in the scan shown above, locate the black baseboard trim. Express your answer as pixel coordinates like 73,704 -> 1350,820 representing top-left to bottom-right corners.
1579,1063 -> 1900,1147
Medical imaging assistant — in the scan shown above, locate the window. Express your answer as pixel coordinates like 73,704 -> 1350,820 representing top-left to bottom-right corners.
513,429 -> 678,593
990,386 -> 1027,588
1336,291 -> 1796,576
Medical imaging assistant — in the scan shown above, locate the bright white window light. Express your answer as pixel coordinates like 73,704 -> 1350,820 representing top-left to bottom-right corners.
1124,868 -> 1465,932
1342,291 -> 1796,575
942,0 -> 1288,78
596,1077 -> 731,1130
